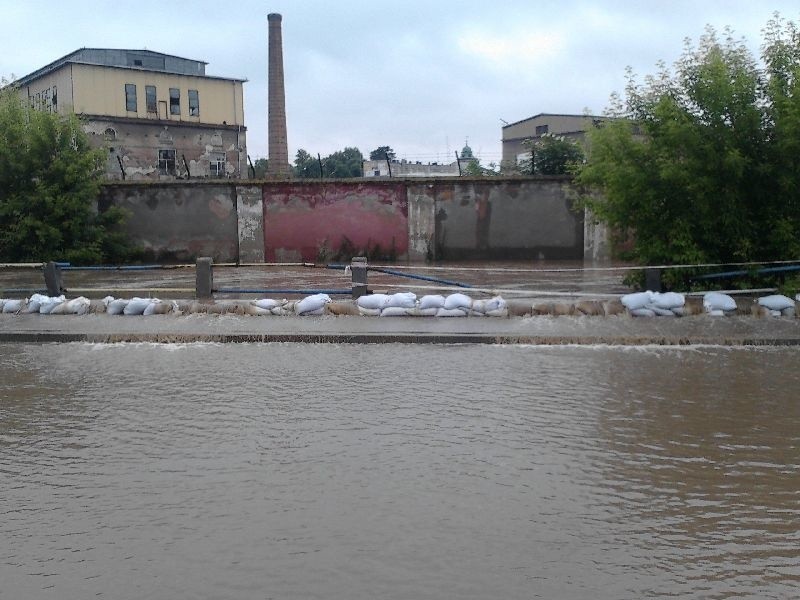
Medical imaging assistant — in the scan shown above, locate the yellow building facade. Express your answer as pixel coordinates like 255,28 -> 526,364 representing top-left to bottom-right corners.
16,49 -> 247,180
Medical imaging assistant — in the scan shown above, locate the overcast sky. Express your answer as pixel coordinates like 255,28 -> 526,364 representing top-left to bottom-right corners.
2,1 -> 798,165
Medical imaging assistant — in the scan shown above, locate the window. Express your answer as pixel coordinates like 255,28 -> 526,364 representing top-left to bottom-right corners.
145,85 -> 157,113
535,124 -> 549,135
188,89 -> 199,116
104,128 -> 116,141
158,149 -> 176,175
125,84 -> 137,112
210,153 -> 226,178
52,85 -> 57,112
169,88 -> 180,115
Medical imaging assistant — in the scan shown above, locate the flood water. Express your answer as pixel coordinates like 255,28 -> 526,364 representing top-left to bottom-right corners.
1,342 -> 799,599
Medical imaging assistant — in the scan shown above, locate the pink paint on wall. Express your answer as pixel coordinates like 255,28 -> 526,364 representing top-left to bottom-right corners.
263,182 -> 409,262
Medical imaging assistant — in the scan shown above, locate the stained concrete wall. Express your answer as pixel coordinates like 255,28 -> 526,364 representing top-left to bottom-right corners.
98,182 -> 240,262
262,181 -> 409,262
98,177 -> 592,263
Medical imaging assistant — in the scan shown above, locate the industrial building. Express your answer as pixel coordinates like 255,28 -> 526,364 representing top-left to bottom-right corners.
15,48 -> 247,180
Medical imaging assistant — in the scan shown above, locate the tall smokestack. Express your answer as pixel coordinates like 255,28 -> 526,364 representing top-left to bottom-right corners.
267,13 -> 290,177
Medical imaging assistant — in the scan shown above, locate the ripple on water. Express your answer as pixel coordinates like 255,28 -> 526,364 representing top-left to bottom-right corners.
1,342 -> 799,600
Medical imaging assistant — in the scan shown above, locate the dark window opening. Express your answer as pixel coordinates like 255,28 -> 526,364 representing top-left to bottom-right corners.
188,89 -> 199,117
535,124 -> 549,135
125,83 -> 137,112
134,59 -> 143,66
158,149 -> 176,175
146,85 -> 157,113
210,153 -> 226,178
169,88 -> 180,115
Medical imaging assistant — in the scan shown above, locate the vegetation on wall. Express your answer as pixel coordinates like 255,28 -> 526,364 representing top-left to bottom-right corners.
516,134 -> 585,176
578,15 -> 800,284
0,82 -> 134,264
294,147 -> 365,178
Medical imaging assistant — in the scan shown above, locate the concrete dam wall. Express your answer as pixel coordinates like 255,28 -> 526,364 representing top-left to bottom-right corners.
98,177 -> 598,263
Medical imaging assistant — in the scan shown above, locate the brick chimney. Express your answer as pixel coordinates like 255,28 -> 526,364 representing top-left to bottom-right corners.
267,13 -> 290,177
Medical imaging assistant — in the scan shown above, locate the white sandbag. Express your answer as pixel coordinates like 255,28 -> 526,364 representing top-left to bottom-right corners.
39,294 -> 66,314
356,294 -> 390,310
782,307 -> 795,318
671,307 -> 687,317
651,307 -> 676,317
380,306 -> 411,317
295,293 -> 331,315
106,298 -> 128,315
300,306 -> 326,316
24,293 -> 48,313
621,291 -> 653,311
418,295 -> 445,310
443,293 -> 472,311
414,307 -> 439,317
484,296 -> 507,312
707,309 -> 725,317
0,299 -> 5,311
357,306 -> 381,317
757,294 -> 795,311
2,299 -> 25,313
253,298 -> 281,310
436,307 -> 468,317
143,299 -> 163,316
650,292 -> 685,310
703,292 -> 737,312
123,297 -> 150,315
385,292 -> 416,309
64,296 -> 90,315
770,310 -> 782,317
629,307 -> 656,317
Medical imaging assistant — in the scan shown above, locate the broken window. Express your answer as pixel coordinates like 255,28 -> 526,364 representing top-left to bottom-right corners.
125,84 -> 137,112
210,153 -> 226,178
158,149 -> 176,175
145,85 -> 157,113
188,89 -> 199,117
169,88 -> 180,115
535,124 -> 549,135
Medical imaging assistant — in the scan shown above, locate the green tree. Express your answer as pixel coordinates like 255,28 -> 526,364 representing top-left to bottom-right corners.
518,134 -> 584,175
369,145 -> 395,160
251,157 -> 268,178
578,17 -> 800,272
293,149 -> 319,178
0,83 -> 132,264
322,147 -> 364,178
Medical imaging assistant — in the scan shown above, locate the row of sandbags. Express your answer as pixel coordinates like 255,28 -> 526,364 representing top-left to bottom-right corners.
0,294 -> 92,315
355,292 -> 508,317
621,290 -> 798,318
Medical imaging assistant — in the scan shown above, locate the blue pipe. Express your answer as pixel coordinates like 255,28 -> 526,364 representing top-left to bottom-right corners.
214,288 -> 352,295
693,264 -> 800,280
367,266 -> 473,288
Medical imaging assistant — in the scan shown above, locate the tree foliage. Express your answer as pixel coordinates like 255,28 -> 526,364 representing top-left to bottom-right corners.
578,16 -> 800,271
251,157 -> 268,178
294,147 -> 364,178
518,134 -> 584,175
0,83 -> 133,264
369,145 -> 395,160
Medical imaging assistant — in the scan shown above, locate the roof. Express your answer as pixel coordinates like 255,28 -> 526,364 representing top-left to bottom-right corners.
15,48 -> 246,86
501,112 -> 610,130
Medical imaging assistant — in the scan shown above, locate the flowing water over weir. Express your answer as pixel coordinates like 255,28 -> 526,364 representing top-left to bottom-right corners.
1,342 -> 799,599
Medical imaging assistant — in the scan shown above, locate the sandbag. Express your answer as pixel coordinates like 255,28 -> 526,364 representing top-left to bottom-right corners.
380,306 -> 411,317
630,307 -> 656,317
39,295 -> 66,314
0,299 -> 5,311
436,307 -> 468,317
326,302 -> 360,316
106,298 -> 128,315
385,292 -> 416,309
253,298 -> 281,310
143,299 -> 171,316
757,294 -> 795,311
411,307 -> 439,317
782,307 -> 795,318
295,293 -> 331,315
64,296 -> 91,315
621,291 -> 653,311
357,306 -> 381,317
443,293 -> 472,311
357,294 -> 390,310
650,307 -> 676,317
650,292 -> 685,310
123,297 -> 150,315
24,293 -> 48,313
703,292 -> 737,312
2,299 -> 25,313
485,308 -> 509,318
418,295 -> 445,310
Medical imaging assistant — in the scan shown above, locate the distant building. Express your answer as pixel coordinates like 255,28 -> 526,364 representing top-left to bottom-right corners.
15,48 -> 247,180
364,144 -> 478,178
501,113 -> 608,165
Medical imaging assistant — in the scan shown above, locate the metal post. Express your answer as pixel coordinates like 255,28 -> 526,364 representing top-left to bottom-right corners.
644,268 -> 663,292
43,261 -> 63,296
351,256 -> 368,299
385,154 -> 392,177
455,151 -> 462,176
196,257 -> 214,300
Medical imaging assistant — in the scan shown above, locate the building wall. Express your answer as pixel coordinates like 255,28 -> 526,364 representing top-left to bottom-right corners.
502,114 -> 597,164
16,66 -> 74,114
363,160 -> 462,178
71,64 -> 244,125
97,178 -> 596,264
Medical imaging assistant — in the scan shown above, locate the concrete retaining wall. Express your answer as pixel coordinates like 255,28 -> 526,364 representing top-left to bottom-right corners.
98,177 -> 595,263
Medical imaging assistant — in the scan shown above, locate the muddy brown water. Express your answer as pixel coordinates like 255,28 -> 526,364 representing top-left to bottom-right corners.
1,342 -> 799,599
